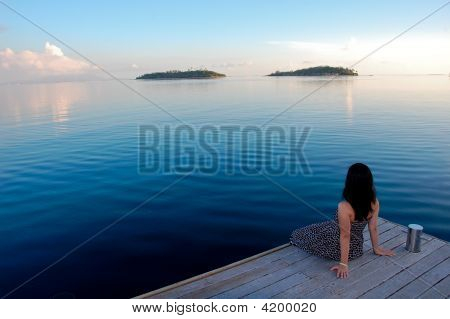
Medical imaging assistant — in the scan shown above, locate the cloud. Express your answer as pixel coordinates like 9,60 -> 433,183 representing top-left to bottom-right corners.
44,42 -> 64,57
0,42 -> 94,82
267,35 -> 450,74
131,63 -> 139,69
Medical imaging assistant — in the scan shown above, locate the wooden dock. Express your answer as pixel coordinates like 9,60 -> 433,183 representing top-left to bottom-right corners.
136,218 -> 450,299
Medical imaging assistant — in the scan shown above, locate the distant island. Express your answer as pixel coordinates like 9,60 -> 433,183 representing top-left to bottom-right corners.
268,66 -> 358,76
136,69 -> 226,80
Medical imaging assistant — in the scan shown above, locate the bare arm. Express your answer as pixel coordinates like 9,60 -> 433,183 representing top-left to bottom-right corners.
338,205 -> 351,265
368,200 -> 380,251
369,200 -> 395,256
330,203 -> 352,278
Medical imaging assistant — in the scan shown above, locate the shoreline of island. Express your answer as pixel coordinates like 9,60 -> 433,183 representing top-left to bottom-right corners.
268,66 -> 358,77
135,66 -> 358,80
136,69 -> 226,80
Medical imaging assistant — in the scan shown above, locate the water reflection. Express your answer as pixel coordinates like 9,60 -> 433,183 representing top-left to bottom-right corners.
52,95 -> 71,124
346,79 -> 353,119
0,82 -> 87,127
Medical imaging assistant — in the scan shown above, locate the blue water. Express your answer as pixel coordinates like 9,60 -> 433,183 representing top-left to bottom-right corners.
0,76 -> 449,298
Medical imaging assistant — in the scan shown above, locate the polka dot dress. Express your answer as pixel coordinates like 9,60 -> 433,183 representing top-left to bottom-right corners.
290,209 -> 368,261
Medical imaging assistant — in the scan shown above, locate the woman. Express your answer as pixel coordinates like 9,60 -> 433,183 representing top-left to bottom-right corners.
290,163 -> 395,279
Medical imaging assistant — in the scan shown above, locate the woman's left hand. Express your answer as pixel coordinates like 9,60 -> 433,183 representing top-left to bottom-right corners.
373,246 -> 395,256
330,264 -> 349,279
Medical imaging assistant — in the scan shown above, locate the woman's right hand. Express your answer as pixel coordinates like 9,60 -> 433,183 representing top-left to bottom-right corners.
330,264 -> 349,279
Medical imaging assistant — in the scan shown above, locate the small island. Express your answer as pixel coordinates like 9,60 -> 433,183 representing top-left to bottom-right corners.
268,66 -> 358,76
136,69 -> 226,80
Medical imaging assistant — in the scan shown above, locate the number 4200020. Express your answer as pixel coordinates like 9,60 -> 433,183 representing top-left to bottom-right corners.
262,302 -> 316,313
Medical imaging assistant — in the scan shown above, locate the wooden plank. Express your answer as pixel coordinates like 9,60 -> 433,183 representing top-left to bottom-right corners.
359,244 -> 450,298
363,225 -> 405,251
379,220 -> 399,232
388,258 -> 450,298
345,242 -> 449,298
274,227 -> 406,298
291,229 -> 400,282
352,238 -> 446,298
167,246 -> 296,298
304,238 -> 445,298
379,218 -> 433,241
179,259 -> 290,298
244,273 -> 309,299
303,236 -> 411,298
274,228 -> 405,299
137,218 -> 448,300
418,276 -> 450,299
362,220 -> 397,240
363,222 -> 403,245
157,220 -> 399,299
377,219 -> 395,232
363,218 -> 388,235
281,249 -> 311,264
143,244 -> 294,298
212,252 -> 311,299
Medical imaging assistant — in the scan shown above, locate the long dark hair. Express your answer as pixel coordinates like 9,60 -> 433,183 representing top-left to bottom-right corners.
342,163 -> 376,221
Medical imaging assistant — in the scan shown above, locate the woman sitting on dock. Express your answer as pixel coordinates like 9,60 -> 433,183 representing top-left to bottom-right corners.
290,163 -> 395,279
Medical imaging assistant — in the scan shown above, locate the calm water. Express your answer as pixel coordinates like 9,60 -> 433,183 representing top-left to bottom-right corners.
0,76 -> 449,298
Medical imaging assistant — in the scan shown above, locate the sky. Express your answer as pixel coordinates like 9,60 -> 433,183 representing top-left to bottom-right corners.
0,0 -> 449,82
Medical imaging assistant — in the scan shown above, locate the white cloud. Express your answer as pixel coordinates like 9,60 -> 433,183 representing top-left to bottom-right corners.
0,42 -> 94,82
45,42 -> 64,57
267,35 -> 450,74
131,63 -> 139,69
